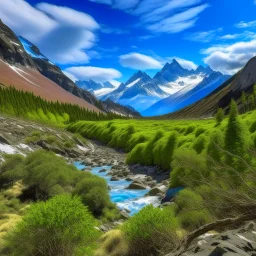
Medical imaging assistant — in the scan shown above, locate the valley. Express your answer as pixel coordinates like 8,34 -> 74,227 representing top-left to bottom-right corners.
0,4 -> 256,256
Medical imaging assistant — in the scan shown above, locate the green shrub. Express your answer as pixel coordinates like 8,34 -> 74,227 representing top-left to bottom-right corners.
207,129 -> 224,162
193,134 -> 206,154
0,154 -> 25,187
224,100 -> 248,167
122,205 -> 180,256
4,194 -> 100,256
153,132 -> 177,170
184,125 -> 195,135
175,189 -> 213,230
170,148 -> 207,188
73,174 -> 115,218
195,127 -> 206,137
215,108 -> 224,125
140,130 -> 164,166
250,120 -> 256,133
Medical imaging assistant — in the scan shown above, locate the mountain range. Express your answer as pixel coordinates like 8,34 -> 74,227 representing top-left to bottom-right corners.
77,59 -> 230,115
165,55 -> 256,119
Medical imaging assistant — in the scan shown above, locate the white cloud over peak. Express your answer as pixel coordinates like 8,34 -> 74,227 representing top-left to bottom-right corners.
64,66 -> 122,82
119,53 -> 162,70
0,0 -> 100,64
89,0 -> 210,34
202,40 -> 256,75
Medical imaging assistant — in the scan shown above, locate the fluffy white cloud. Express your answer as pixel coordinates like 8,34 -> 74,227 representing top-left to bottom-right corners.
37,3 -> 99,29
166,57 -> 198,70
0,0 -> 100,64
202,40 -> 256,74
185,28 -> 222,43
0,0 -> 57,41
64,66 -> 122,82
89,0 -> 209,34
119,53 -> 162,70
235,20 -> 256,28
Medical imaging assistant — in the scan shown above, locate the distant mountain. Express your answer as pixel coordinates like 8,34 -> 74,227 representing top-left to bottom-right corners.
101,60 -> 227,113
153,59 -> 191,83
76,80 -> 115,92
165,55 -> 256,119
101,70 -> 169,112
142,71 -> 230,116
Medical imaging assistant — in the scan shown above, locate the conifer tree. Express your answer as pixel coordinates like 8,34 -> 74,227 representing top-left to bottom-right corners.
215,108 -> 224,125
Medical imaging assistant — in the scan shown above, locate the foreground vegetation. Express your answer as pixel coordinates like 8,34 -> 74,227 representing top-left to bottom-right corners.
0,150 -> 121,255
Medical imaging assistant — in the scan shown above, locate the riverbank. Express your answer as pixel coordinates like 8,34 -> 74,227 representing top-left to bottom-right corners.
0,115 -> 170,219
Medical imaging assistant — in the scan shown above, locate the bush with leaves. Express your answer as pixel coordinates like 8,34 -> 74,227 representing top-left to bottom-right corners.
3,194 -> 100,256
122,205 -> 180,256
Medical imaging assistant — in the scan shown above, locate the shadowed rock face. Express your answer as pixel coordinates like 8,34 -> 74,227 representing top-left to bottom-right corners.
0,19 -> 35,68
32,58 -> 99,106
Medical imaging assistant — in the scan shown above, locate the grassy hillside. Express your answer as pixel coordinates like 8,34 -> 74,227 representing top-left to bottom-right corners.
68,108 -> 254,171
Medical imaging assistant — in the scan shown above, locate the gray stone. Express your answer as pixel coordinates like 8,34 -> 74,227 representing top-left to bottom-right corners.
127,181 -> 148,190
110,176 -> 119,181
120,210 -> 130,220
0,134 -> 11,145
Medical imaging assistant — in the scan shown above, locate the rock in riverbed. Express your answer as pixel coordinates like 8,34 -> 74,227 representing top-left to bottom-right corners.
127,181 -> 148,190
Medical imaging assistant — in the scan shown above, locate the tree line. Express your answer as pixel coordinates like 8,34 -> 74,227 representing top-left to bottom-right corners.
0,86 -> 126,125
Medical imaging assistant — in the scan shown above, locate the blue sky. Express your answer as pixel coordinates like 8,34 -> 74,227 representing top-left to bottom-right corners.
1,0 -> 256,84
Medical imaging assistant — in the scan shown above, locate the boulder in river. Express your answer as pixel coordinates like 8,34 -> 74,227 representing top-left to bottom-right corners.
110,176 -> 119,181
146,185 -> 167,196
127,181 -> 148,190
99,168 -> 108,173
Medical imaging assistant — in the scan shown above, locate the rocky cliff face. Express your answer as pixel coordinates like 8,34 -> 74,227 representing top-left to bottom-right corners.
32,58 -> 99,106
101,99 -> 141,117
0,19 -> 35,68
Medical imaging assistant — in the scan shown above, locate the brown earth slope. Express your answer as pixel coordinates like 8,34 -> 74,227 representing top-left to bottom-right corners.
0,19 -> 101,113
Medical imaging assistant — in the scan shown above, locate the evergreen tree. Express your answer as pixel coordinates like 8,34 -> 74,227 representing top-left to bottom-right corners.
215,108 -> 224,125
224,100 -> 246,167
241,91 -> 246,113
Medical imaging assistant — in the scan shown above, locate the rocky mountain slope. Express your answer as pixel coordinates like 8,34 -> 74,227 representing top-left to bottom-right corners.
17,34 -> 137,117
0,19 -> 101,112
101,99 -> 141,117
165,56 -> 256,119
101,60 -> 228,113
0,20 -> 137,117
143,71 -> 230,116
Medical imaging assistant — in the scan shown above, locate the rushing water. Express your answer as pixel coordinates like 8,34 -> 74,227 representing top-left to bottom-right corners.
74,162 -> 160,216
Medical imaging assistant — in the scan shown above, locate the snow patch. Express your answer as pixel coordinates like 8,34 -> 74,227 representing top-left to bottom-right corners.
10,41 -> 20,46
94,87 -> 117,98
126,78 -> 141,88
